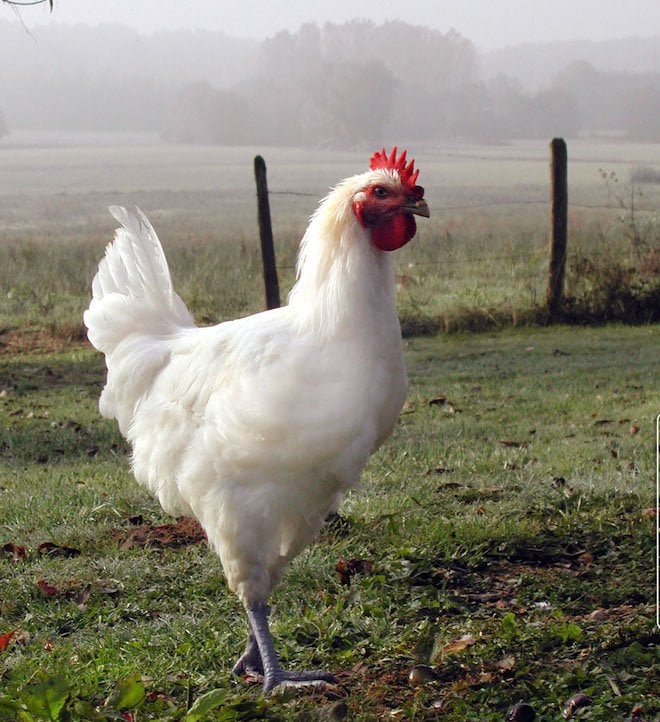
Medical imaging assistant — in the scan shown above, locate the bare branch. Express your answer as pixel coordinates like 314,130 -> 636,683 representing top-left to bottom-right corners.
2,0 -> 53,7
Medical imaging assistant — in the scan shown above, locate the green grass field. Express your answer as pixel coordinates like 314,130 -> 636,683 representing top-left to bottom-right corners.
0,325 -> 657,721
0,138 -> 658,720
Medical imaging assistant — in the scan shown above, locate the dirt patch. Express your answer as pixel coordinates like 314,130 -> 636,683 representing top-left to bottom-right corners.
113,517 -> 207,550
0,327 -> 87,356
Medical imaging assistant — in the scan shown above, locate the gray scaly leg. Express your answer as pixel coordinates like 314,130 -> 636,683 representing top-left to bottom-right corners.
246,602 -> 337,693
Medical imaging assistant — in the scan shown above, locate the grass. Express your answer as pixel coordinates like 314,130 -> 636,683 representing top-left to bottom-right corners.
0,139 -> 658,338
0,324 -> 657,720
0,137 -> 658,718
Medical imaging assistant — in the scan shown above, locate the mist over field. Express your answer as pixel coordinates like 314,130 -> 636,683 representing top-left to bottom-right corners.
0,16 -> 658,147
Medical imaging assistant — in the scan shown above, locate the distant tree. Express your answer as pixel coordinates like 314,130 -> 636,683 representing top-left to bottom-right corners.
531,87 -> 579,137
553,60 -> 605,131
623,82 -> 660,141
163,82 -> 253,144
258,23 -> 323,83
321,20 -> 477,90
254,20 -> 478,148
301,60 -> 395,148
440,82 -> 495,141
554,60 -> 660,138
487,74 -> 535,138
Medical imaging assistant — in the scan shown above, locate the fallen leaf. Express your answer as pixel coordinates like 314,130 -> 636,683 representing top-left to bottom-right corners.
500,439 -> 529,448
335,557 -> 374,586
2,542 -> 27,562
36,579 -> 59,597
76,585 -> 92,609
442,633 -> 476,655
496,655 -> 516,671
96,580 -> 122,598
408,664 -> 438,687
578,551 -> 593,565
562,693 -> 592,719
38,542 -> 81,558
0,630 -> 16,653
429,395 -> 458,413
507,702 -> 536,722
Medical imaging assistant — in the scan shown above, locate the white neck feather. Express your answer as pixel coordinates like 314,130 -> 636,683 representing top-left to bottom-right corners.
287,174 -> 399,339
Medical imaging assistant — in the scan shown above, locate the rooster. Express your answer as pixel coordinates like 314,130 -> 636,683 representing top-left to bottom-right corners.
84,148 -> 429,692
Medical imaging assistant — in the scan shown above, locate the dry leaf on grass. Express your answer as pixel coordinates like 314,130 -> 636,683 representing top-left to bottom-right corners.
442,633 -> 476,655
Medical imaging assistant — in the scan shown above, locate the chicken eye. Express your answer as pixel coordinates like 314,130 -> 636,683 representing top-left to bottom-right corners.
373,186 -> 388,199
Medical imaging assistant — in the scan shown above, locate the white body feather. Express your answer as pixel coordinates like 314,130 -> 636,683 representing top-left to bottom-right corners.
84,172 -> 408,606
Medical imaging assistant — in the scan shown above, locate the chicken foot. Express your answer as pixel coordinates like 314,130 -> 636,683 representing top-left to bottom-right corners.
244,603 -> 337,693
232,626 -> 264,676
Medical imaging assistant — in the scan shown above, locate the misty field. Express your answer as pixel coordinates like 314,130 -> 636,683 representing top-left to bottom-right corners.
0,137 -> 658,720
0,136 -> 658,340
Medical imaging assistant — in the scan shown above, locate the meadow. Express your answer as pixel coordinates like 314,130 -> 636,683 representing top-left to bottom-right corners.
0,137 -> 658,720
0,137 -> 658,339
0,326 -> 656,720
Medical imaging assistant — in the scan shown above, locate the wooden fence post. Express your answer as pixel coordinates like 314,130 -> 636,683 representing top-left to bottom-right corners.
547,138 -> 568,319
254,155 -> 281,310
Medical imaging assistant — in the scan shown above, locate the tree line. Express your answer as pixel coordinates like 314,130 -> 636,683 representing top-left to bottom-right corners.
1,19 -> 658,145
164,22 -> 659,146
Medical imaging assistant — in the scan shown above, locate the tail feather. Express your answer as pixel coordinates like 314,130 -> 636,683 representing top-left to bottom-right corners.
84,206 -> 194,355
84,207 -> 195,431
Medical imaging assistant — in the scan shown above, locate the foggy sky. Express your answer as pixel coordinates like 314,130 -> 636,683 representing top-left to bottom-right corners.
8,0 -> 660,50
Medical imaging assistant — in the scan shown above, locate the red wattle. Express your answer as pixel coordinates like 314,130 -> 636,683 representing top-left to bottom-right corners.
371,213 -> 417,252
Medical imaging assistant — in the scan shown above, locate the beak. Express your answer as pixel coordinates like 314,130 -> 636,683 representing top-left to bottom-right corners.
403,197 -> 430,218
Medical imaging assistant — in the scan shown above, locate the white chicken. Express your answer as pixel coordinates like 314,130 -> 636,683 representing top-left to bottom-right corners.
84,147 -> 429,692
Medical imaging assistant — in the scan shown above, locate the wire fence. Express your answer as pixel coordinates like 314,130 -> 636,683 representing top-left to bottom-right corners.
255,146 -> 658,326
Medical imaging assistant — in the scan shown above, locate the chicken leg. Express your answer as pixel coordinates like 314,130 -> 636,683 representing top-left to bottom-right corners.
239,603 -> 337,693
232,625 -> 263,677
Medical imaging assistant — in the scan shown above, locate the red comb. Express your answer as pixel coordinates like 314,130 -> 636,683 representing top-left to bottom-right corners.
369,147 -> 419,188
